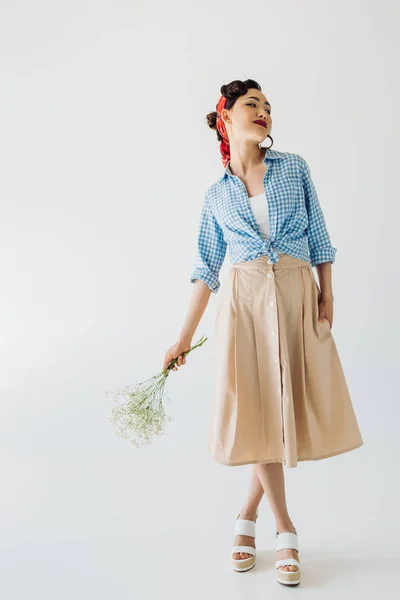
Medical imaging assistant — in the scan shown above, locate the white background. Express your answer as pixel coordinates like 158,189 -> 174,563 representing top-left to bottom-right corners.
1,0 -> 399,597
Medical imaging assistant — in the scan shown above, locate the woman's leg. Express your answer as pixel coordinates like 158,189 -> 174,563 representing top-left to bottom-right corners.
232,464 -> 264,560
255,462 -> 299,572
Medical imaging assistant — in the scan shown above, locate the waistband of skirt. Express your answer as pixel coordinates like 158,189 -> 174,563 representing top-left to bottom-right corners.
231,253 -> 312,271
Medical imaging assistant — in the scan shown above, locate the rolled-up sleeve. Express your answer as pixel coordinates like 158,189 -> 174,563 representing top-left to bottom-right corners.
189,191 -> 227,294
301,157 -> 337,267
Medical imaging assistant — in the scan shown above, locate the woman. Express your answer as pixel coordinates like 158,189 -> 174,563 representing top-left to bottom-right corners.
163,79 -> 363,586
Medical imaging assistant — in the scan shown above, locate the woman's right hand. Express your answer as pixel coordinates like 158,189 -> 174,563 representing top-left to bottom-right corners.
163,338 -> 192,372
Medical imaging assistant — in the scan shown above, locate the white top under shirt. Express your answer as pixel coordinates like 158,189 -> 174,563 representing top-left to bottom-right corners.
248,192 -> 271,238
248,191 -> 284,254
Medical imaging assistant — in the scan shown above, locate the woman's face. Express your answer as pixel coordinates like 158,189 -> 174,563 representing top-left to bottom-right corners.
222,88 -> 272,144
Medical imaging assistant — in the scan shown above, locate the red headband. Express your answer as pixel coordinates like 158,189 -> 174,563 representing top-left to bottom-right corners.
216,95 -> 230,168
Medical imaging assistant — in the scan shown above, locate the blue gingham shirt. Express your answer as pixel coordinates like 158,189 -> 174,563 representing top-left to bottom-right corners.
189,149 -> 337,294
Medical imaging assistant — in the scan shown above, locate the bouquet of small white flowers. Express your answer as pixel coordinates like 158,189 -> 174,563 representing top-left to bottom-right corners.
105,335 -> 208,447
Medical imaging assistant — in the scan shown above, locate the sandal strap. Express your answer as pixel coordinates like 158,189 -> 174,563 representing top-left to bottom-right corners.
232,545 -> 256,556
275,531 -> 298,552
275,558 -> 300,569
235,518 -> 256,537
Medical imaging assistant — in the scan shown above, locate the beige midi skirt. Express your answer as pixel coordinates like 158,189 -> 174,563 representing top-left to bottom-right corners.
209,253 -> 364,468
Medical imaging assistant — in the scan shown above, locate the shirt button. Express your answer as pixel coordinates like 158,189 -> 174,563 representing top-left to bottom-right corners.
274,358 -> 278,363
271,330 -> 276,336
267,272 -> 273,279
269,301 -> 275,307
267,259 -> 272,265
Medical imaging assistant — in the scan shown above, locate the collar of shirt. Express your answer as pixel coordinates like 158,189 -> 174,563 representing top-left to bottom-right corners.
220,148 -> 286,181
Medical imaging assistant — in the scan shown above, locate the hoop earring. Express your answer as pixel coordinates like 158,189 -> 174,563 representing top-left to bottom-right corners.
259,134 -> 273,150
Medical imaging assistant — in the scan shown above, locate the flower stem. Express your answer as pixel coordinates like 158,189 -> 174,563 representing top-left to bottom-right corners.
163,335 -> 208,374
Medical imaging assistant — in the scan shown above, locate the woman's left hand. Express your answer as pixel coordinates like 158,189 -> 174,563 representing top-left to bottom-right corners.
318,293 -> 334,329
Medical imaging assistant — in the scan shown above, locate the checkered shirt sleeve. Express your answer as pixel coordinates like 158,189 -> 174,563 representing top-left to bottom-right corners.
189,191 -> 227,294
301,157 -> 337,267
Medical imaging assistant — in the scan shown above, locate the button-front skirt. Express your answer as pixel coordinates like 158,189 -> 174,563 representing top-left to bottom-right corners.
209,253 -> 364,467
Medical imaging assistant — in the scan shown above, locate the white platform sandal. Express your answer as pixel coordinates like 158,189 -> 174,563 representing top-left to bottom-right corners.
231,510 -> 259,572
275,530 -> 301,585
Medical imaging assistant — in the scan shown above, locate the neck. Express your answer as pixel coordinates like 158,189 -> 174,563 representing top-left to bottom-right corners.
228,141 -> 265,178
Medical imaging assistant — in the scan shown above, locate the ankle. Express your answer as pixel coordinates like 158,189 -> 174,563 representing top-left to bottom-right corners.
238,506 -> 258,522
276,520 -> 296,534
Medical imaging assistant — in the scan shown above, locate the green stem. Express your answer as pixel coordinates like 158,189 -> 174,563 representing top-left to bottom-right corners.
163,335 -> 208,373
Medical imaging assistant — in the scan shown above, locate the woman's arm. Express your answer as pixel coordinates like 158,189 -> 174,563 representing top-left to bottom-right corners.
301,157 -> 336,328
315,262 -> 333,299
185,189 -> 227,336
179,280 -> 212,344
162,192 -> 227,371
315,261 -> 334,327
162,281 -> 211,372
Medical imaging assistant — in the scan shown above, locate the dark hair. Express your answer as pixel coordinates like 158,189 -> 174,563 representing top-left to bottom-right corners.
206,79 -> 262,142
